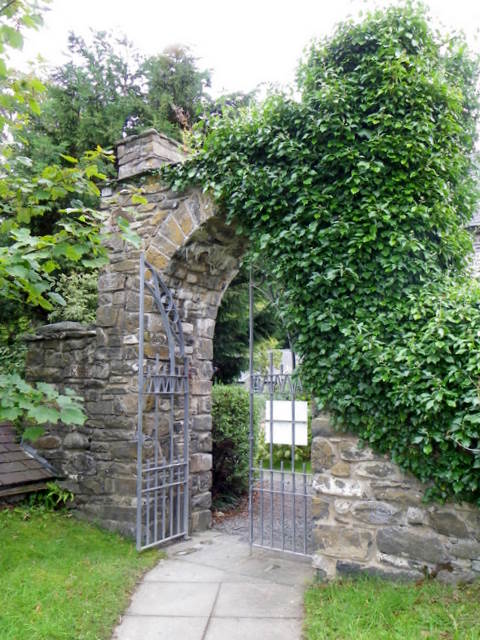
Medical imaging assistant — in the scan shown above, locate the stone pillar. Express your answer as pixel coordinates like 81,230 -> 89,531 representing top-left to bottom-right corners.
24,129 -> 244,537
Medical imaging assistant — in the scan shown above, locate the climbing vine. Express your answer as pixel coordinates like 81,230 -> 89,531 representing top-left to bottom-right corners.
164,4 -> 480,503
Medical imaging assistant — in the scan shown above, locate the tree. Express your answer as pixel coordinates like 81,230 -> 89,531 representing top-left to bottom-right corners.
24,30 -> 145,169
166,4 -> 480,504
20,32 -> 212,174
213,264 -> 286,383
0,1 -> 137,433
142,45 -> 211,138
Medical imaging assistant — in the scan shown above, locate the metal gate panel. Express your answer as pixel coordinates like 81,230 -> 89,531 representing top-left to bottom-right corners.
248,272 -> 312,557
136,254 -> 190,551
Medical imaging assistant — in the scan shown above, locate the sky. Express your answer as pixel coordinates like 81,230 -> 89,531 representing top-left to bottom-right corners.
17,0 -> 480,97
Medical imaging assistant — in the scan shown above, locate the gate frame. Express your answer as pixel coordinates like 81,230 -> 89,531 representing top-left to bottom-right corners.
247,269 -> 312,558
136,253 -> 190,551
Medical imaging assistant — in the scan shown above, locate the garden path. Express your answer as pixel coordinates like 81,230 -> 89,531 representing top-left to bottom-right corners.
112,529 -> 313,640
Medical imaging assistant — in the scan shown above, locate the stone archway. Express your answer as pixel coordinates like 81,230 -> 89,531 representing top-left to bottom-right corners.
25,128 -> 480,583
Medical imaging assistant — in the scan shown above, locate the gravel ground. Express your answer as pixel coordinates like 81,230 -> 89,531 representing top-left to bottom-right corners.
213,471 -> 313,556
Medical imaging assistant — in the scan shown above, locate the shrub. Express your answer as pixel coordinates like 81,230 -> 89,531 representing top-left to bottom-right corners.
47,271 -> 98,323
211,384 -> 258,508
166,4 -> 480,504
0,315 -> 30,376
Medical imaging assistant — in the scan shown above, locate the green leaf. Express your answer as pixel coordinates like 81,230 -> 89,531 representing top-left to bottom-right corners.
60,407 -> 87,426
22,426 -> 45,442
27,406 -> 60,424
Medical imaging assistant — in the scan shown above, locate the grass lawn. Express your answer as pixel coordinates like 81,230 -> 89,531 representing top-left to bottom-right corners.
0,507 -> 161,640
304,577 -> 480,640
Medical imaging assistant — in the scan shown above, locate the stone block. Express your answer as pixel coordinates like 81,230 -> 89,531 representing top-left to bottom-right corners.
105,476 -> 136,496
372,484 -> 424,506
63,432 -> 89,450
192,491 -> 212,510
195,337 -> 213,360
193,432 -> 212,453
429,509 -> 470,539
190,379 -> 212,395
191,508 -> 212,532
163,215 -> 185,246
175,202 -> 195,236
312,497 -> 330,520
96,306 -> 119,327
448,539 -> 480,560
196,318 -> 216,339
336,561 -> 423,582
98,272 -> 125,292
406,507 -> 428,526
377,526 -> 450,564
311,438 -> 335,471
339,441 -> 376,462
356,461 -> 402,481
190,453 -> 212,473
70,453 -> 97,476
312,554 -> 336,581
311,414 -> 336,437
334,499 -> 352,516
145,246 -> 169,272
313,474 -> 370,499
34,435 -> 61,450
193,415 -> 212,431
330,462 -> 351,477
314,525 -> 373,561
351,501 -> 401,525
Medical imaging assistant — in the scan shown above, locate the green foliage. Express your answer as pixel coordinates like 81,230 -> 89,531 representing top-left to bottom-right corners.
28,481 -> 75,510
211,384 -> 258,507
305,578 -> 480,640
0,314 -> 30,375
20,31 -> 212,172
0,507 -> 160,640
0,373 -> 86,437
256,409 -> 311,470
253,340 -> 283,375
142,45 -> 211,138
165,4 -> 480,503
47,270 -> 98,323
213,264 -> 285,383
0,3 -> 140,432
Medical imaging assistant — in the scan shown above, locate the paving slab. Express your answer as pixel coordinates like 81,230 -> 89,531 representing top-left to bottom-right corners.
112,531 -> 313,640
204,617 -> 304,640
144,559 -> 227,583
127,582 -> 219,616
114,616 -> 208,640
214,582 -> 304,618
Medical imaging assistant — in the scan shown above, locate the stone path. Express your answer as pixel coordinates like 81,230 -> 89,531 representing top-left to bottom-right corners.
113,529 -> 314,640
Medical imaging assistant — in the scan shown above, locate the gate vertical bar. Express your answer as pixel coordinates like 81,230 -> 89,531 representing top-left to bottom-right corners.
136,253 -> 145,551
291,373 -> 297,553
183,357 -> 190,535
268,351 -> 274,548
248,269 -> 255,548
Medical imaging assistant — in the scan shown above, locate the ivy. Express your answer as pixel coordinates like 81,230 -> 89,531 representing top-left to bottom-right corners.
164,4 -> 480,504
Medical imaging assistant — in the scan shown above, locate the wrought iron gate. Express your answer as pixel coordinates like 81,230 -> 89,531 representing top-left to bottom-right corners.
136,254 -> 190,551
248,273 -> 312,557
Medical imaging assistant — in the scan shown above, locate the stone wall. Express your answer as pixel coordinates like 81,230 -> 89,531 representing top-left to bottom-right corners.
311,413 -> 480,583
